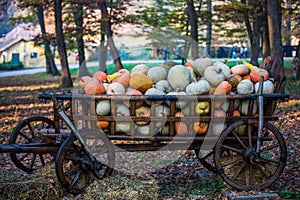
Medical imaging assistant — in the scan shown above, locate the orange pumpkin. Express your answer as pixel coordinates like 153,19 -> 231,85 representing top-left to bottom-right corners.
214,81 -> 232,95
193,122 -> 209,135
242,75 -> 251,80
93,71 -> 107,82
79,76 -> 91,88
250,68 -> 269,83
84,78 -> 106,95
96,121 -> 110,129
233,110 -> 241,117
175,112 -> 188,136
184,61 -> 194,68
112,69 -> 131,87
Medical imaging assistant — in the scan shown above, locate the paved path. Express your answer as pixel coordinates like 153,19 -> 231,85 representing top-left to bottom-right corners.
0,60 -> 165,78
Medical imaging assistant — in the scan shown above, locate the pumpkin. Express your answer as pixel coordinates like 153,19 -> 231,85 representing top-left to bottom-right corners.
195,101 -> 210,115
135,124 -> 150,136
153,104 -> 170,129
175,112 -> 188,136
250,67 -> 269,83
204,66 -> 226,87
186,79 -> 210,95
96,121 -> 110,129
184,61 -> 194,68
167,89 -> 188,109
231,64 -> 250,76
106,82 -> 126,95
155,80 -> 172,93
84,78 -> 106,95
214,110 -> 226,118
242,75 -> 251,80
214,62 -> 231,77
167,65 -> 191,91
147,66 -> 167,83
145,87 -> 165,105
193,122 -> 209,135
107,71 -> 121,83
129,73 -> 153,93
239,100 -> 258,115
233,110 -> 240,117
237,79 -> 254,94
112,69 -> 131,87
131,64 -> 149,75
160,60 -> 178,72
96,100 -> 111,116
135,106 -> 150,125
93,71 -> 107,82
220,97 -> 240,112
254,80 -> 275,94
115,104 -> 131,133
193,58 -> 213,76
213,81 -> 232,95
187,67 -> 197,81
226,74 -> 242,88
124,88 -> 143,107
79,76 -> 91,88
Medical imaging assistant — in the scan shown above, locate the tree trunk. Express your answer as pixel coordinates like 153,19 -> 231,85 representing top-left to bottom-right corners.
100,0 -> 123,72
292,40 -> 300,80
267,0 -> 283,60
36,6 -> 59,76
242,0 -> 262,66
99,19 -> 107,72
186,0 -> 199,60
54,0 -> 73,88
73,4 -> 90,77
204,0 -> 212,58
262,1 -> 270,59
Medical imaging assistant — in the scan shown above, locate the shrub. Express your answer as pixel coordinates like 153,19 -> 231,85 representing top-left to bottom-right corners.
0,61 -> 24,70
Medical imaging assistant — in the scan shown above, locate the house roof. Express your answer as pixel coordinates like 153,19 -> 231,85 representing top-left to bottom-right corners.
0,37 -> 28,52
0,23 -> 39,52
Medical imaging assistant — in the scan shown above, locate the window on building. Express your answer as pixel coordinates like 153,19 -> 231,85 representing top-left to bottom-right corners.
30,52 -> 38,59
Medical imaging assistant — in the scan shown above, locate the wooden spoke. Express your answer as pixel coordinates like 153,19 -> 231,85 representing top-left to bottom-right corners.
247,124 -> 253,147
64,163 -> 80,177
18,132 -> 32,143
260,143 -> 280,152
30,153 -> 37,170
256,163 -> 271,178
27,123 -> 35,138
221,144 -> 243,154
71,169 -> 83,186
232,130 -> 247,150
248,164 -> 254,186
222,157 -> 243,168
18,153 -> 30,162
260,156 -> 280,164
39,153 -> 46,166
232,162 -> 246,181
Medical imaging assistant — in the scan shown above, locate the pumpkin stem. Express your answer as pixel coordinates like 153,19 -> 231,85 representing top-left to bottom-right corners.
216,67 -> 223,73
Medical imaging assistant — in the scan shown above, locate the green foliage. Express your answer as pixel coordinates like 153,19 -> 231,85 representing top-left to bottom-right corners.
279,188 -> 300,199
0,62 -> 24,70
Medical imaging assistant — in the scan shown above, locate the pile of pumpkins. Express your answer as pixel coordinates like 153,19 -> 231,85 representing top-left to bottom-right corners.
79,58 -> 274,136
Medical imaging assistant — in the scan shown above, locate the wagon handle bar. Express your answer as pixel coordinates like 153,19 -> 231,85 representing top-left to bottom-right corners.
256,76 -> 264,153
50,93 -> 61,111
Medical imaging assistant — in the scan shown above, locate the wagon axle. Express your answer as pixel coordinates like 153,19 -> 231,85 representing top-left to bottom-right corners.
243,147 -> 259,164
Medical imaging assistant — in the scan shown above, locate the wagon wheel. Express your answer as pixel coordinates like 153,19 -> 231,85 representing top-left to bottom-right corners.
9,116 -> 55,173
214,119 -> 287,191
194,149 -> 217,173
55,129 -> 115,195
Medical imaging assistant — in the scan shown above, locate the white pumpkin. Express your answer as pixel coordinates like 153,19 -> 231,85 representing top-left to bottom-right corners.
96,100 -> 111,116
213,61 -> 231,77
155,80 -> 172,93
237,79 -> 254,94
254,80 -> 275,94
193,58 -> 213,76
167,65 -> 191,91
106,82 -> 125,94
131,64 -> 149,75
115,104 -> 131,133
239,100 -> 258,115
167,89 -> 187,109
147,66 -> 168,83
135,125 -> 150,135
185,79 -> 210,95
203,66 -> 226,87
